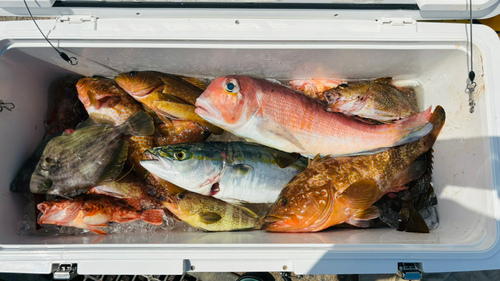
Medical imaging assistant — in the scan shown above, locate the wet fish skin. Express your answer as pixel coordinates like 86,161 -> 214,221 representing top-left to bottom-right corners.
325,78 -> 419,122
37,195 -> 165,235
30,111 -> 155,196
46,76 -> 88,136
195,75 -> 433,158
114,71 -> 223,135
10,132 -> 62,193
154,120 -> 210,146
140,141 -> 308,204
77,77 -> 156,177
264,106 -> 445,233
164,190 -> 261,231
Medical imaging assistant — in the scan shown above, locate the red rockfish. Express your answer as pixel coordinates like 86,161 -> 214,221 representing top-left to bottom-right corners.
195,75 -> 434,157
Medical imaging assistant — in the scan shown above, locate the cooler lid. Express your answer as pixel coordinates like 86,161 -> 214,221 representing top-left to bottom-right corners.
1,0 -> 499,20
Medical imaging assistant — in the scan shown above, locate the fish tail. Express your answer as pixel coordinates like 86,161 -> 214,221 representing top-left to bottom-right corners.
140,209 -> 164,225
418,105 -> 446,150
122,111 -> 155,136
392,106 -> 434,147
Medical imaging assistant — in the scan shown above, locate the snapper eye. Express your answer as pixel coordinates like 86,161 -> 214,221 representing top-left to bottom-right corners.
174,151 -> 186,161
41,179 -> 52,189
224,79 -> 240,94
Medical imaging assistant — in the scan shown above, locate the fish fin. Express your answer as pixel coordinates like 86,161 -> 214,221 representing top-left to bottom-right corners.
338,179 -> 379,209
236,206 -> 259,219
221,198 -> 247,206
75,118 -> 97,130
140,209 -> 164,225
89,112 -> 117,126
229,164 -> 253,176
308,154 -> 325,168
200,122 -> 224,135
374,77 -> 393,84
199,212 -> 222,224
88,227 -> 107,235
122,111 -> 155,136
257,118 -> 305,151
353,206 -> 381,221
391,160 -> 428,188
392,107 -> 434,147
98,140 -> 128,185
176,76 -> 207,90
267,148 -> 301,168
405,207 -> 430,233
346,218 -> 374,228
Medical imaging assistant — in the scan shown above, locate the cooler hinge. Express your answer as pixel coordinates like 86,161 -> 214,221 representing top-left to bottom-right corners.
378,17 -> 416,26
52,263 -> 78,280
57,15 -> 97,30
397,262 -> 423,280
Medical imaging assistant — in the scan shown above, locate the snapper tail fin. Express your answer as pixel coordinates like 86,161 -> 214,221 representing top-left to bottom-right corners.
392,106 -> 434,147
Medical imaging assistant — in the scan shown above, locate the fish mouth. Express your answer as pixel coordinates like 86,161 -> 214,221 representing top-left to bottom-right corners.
140,152 -> 174,177
195,98 -> 222,121
325,91 -> 340,105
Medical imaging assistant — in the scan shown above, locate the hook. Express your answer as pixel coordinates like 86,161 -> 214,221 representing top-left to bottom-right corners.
0,100 -> 15,112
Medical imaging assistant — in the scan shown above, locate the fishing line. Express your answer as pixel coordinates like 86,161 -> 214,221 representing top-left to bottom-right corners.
23,0 -> 77,65
466,0 -> 476,113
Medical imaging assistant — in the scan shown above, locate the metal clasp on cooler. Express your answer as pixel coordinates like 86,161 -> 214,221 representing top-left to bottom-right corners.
0,100 -> 15,112
466,81 -> 477,113
397,262 -> 423,280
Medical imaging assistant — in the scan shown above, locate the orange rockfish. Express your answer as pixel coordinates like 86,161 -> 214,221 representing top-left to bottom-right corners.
76,77 -> 155,177
195,75 -> 434,158
264,106 -> 445,232
37,195 -> 164,235
289,79 -> 344,102
114,71 -> 223,135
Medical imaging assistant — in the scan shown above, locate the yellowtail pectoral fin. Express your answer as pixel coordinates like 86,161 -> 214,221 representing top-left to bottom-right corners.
267,148 -> 301,169
257,118 -> 305,151
229,164 -> 253,176
338,179 -> 379,209
199,212 -> 222,224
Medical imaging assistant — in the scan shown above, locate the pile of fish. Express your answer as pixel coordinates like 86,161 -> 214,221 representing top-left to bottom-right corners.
11,71 -> 444,235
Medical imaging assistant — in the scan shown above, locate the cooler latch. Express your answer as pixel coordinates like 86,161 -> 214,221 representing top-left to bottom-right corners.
378,17 -> 416,26
397,262 -> 423,280
52,263 -> 78,280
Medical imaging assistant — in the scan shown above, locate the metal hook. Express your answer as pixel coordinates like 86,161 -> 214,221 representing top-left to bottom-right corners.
0,100 -> 15,112
68,57 -> 78,66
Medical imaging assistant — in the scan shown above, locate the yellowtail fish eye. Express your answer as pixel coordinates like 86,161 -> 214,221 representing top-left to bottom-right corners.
339,83 -> 349,89
224,79 -> 240,93
41,179 -> 52,189
174,151 -> 186,161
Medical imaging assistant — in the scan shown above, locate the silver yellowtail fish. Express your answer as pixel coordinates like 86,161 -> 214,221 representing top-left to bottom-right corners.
140,142 -> 308,204
30,111 -> 155,196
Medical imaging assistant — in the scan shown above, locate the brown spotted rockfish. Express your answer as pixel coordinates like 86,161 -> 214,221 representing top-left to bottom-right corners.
264,106 -> 445,232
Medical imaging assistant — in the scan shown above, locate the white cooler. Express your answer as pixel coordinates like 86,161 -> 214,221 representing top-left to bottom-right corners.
0,0 -> 500,278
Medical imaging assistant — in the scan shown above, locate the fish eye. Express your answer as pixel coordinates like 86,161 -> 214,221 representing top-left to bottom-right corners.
178,193 -> 185,199
41,179 -> 52,189
174,151 -> 186,161
279,197 -> 288,207
129,71 -> 137,76
339,83 -> 349,89
224,79 -> 240,93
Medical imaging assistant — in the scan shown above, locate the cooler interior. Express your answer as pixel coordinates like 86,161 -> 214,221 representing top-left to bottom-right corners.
0,36 -> 497,253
